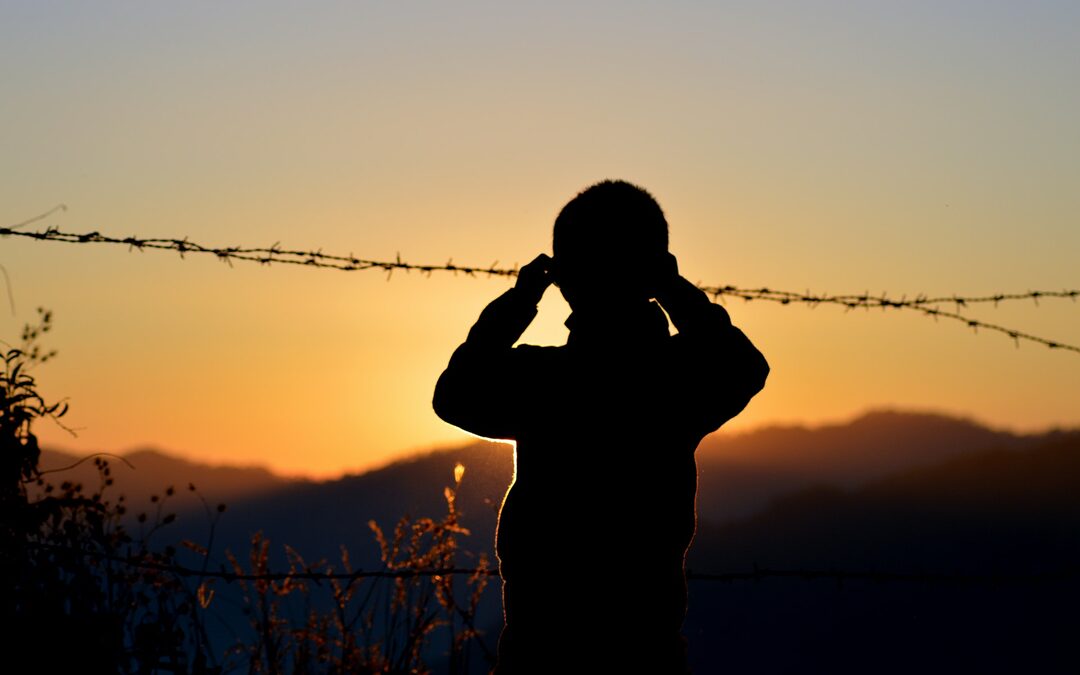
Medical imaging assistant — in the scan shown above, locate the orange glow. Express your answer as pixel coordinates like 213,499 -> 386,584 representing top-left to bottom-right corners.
5,3 -> 1078,477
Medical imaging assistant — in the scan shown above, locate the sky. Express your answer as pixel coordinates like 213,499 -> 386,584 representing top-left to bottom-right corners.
2,1 -> 1078,477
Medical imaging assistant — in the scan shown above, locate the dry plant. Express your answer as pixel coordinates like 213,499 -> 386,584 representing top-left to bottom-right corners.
2,311 -> 493,674
2,310 -> 221,673
218,465 -> 491,674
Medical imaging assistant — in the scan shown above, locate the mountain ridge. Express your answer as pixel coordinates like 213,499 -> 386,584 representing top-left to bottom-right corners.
40,409 -> 1077,529
39,409 -> 1080,673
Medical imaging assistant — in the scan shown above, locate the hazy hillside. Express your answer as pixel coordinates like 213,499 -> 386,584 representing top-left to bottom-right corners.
184,441 -> 514,566
159,410 -> 1044,561
161,441 -> 516,671
43,411 -> 1080,673
38,447 -> 294,510
694,409 -> 1041,522
44,409 -> 1073,557
685,432 -> 1080,674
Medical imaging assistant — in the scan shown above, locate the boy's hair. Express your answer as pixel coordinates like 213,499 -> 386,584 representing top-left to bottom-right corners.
553,180 -> 669,262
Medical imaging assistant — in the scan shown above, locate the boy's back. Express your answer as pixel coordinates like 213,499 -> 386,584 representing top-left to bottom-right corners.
433,181 -> 769,672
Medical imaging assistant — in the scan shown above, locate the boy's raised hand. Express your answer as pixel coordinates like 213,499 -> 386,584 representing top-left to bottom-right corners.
515,253 -> 554,305
649,252 -> 681,301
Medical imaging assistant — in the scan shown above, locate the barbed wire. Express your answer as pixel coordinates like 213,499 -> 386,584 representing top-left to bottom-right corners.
701,286 -> 1080,310
686,565 -> 1080,585
3,225 -> 1077,353
30,541 -> 1080,586
703,286 -> 1079,353
0,225 -> 518,277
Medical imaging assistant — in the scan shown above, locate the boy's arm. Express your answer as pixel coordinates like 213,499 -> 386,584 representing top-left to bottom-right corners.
432,255 -> 552,440
654,256 -> 769,433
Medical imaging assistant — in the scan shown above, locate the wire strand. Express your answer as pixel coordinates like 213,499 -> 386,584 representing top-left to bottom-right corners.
28,542 -> 1079,586
3,226 -> 1077,353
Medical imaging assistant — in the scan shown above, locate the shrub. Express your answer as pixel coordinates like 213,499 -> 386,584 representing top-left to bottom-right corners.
2,310 -> 492,674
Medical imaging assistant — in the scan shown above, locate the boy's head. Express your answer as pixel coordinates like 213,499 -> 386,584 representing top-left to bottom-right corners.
552,180 -> 669,309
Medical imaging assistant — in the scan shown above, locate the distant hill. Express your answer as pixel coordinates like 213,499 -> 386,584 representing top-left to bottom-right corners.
41,411 -> 1080,673
186,441 -> 513,567
37,447 -> 295,512
42,409 -> 1074,548
691,429 -> 1080,573
694,409 -> 1044,522
686,431 -> 1080,674
40,408 -> 1072,590
159,441 -> 516,669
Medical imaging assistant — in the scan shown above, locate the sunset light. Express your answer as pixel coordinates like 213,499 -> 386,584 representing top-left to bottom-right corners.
4,3 -> 1079,673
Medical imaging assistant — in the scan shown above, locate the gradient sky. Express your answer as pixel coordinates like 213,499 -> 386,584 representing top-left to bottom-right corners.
3,2 -> 1078,477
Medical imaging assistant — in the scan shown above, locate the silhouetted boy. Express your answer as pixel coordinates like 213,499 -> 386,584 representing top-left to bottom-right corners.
434,180 -> 769,673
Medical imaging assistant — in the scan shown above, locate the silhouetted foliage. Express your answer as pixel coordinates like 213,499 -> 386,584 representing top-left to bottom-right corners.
211,470 -> 490,674
2,313 -> 493,674
2,309 -> 220,673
